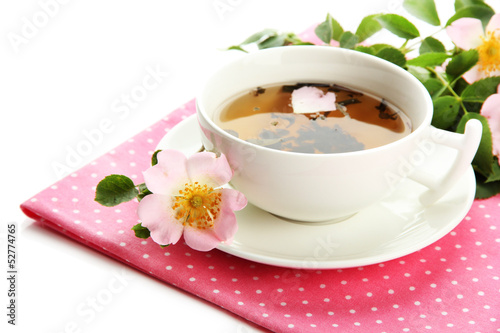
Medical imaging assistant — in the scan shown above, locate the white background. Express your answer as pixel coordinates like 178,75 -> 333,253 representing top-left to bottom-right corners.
1,1 -> 498,332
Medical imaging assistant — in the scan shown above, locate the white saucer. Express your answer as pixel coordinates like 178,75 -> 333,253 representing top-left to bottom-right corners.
157,115 -> 476,269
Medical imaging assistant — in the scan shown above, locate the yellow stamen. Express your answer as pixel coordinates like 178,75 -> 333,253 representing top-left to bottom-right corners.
172,182 -> 222,229
477,29 -> 500,75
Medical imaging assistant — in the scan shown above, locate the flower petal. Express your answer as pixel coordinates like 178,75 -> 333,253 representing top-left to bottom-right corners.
182,188 -> 245,251
186,152 -> 233,188
182,227 -> 222,251
143,150 -> 188,195
137,194 -> 184,246
480,90 -> 500,157
486,13 -> 500,35
446,17 -> 484,50
212,189 -> 247,243
463,65 -> 484,84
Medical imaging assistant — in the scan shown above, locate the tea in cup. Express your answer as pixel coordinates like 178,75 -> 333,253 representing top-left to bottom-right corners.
196,46 -> 481,222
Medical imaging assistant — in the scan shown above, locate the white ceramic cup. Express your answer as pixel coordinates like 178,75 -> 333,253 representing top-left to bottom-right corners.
196,46 -> 482,222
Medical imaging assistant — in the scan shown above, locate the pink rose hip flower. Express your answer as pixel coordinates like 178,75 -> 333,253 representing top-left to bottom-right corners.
480,84 -> 500,165
446,14 -> 500,83
137,149 -> 247,251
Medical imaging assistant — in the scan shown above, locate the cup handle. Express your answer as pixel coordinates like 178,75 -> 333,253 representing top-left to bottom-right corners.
408,119 -> 482,206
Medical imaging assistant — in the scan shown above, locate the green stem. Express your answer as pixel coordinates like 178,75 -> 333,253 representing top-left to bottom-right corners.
404,26 -> 446,53
426,66 -> 468,114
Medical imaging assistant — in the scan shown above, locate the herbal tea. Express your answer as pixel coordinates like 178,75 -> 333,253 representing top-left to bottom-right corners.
214,83 -> 412,154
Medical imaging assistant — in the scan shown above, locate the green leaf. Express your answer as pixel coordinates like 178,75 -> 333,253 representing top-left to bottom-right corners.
432,96 -> 461,129
475,174 -> 500,199
354,45 -> 375,55
455,0 -> 493,12
403,0 -> 440,26
456,113 -> 493,176
368,43 -> 395,53
339,31 -> 359,49
131,223 -> 151,239
226,45 -> 246,52
375,47 -> 407,68
151,149 -> 161,166
375,14 -> 420,39
408,65 -> 432,83
445,49 -> 479,81
407,52 -> 450,68
240,28 -> 278,45
258,35 -> 286,49
423,78 -> 446,98
446,5 -> 495,29
419,37 -> 446,54
136,183 -> 152,201
314,13 -> 344,43
461,76 -> 500,103
355,14 -> 383,42
486,158 -> 500,183
95,175 -> 139,207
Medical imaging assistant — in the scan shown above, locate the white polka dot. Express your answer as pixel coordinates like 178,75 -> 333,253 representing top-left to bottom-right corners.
166,266 -> 172,270
414,301 -> 420,305
306,313 -> 312,317
238,302 -> 244,305
367,292 -> 373,297
119,242 -> 126,246
143,254 -> 149,258
262,313 -> 268,317
288,324 -> 294,328
281,302 -> 286,306
349,309 -> 356,314
345,295 -> 352,300
189,277 -> 196,282
324,298 -> 330,302
213,290 -> 219,293
96,231 -> 103,236
256,290 -> 261,294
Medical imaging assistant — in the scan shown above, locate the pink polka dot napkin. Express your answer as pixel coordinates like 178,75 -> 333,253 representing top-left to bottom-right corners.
21,98 -> 500,333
